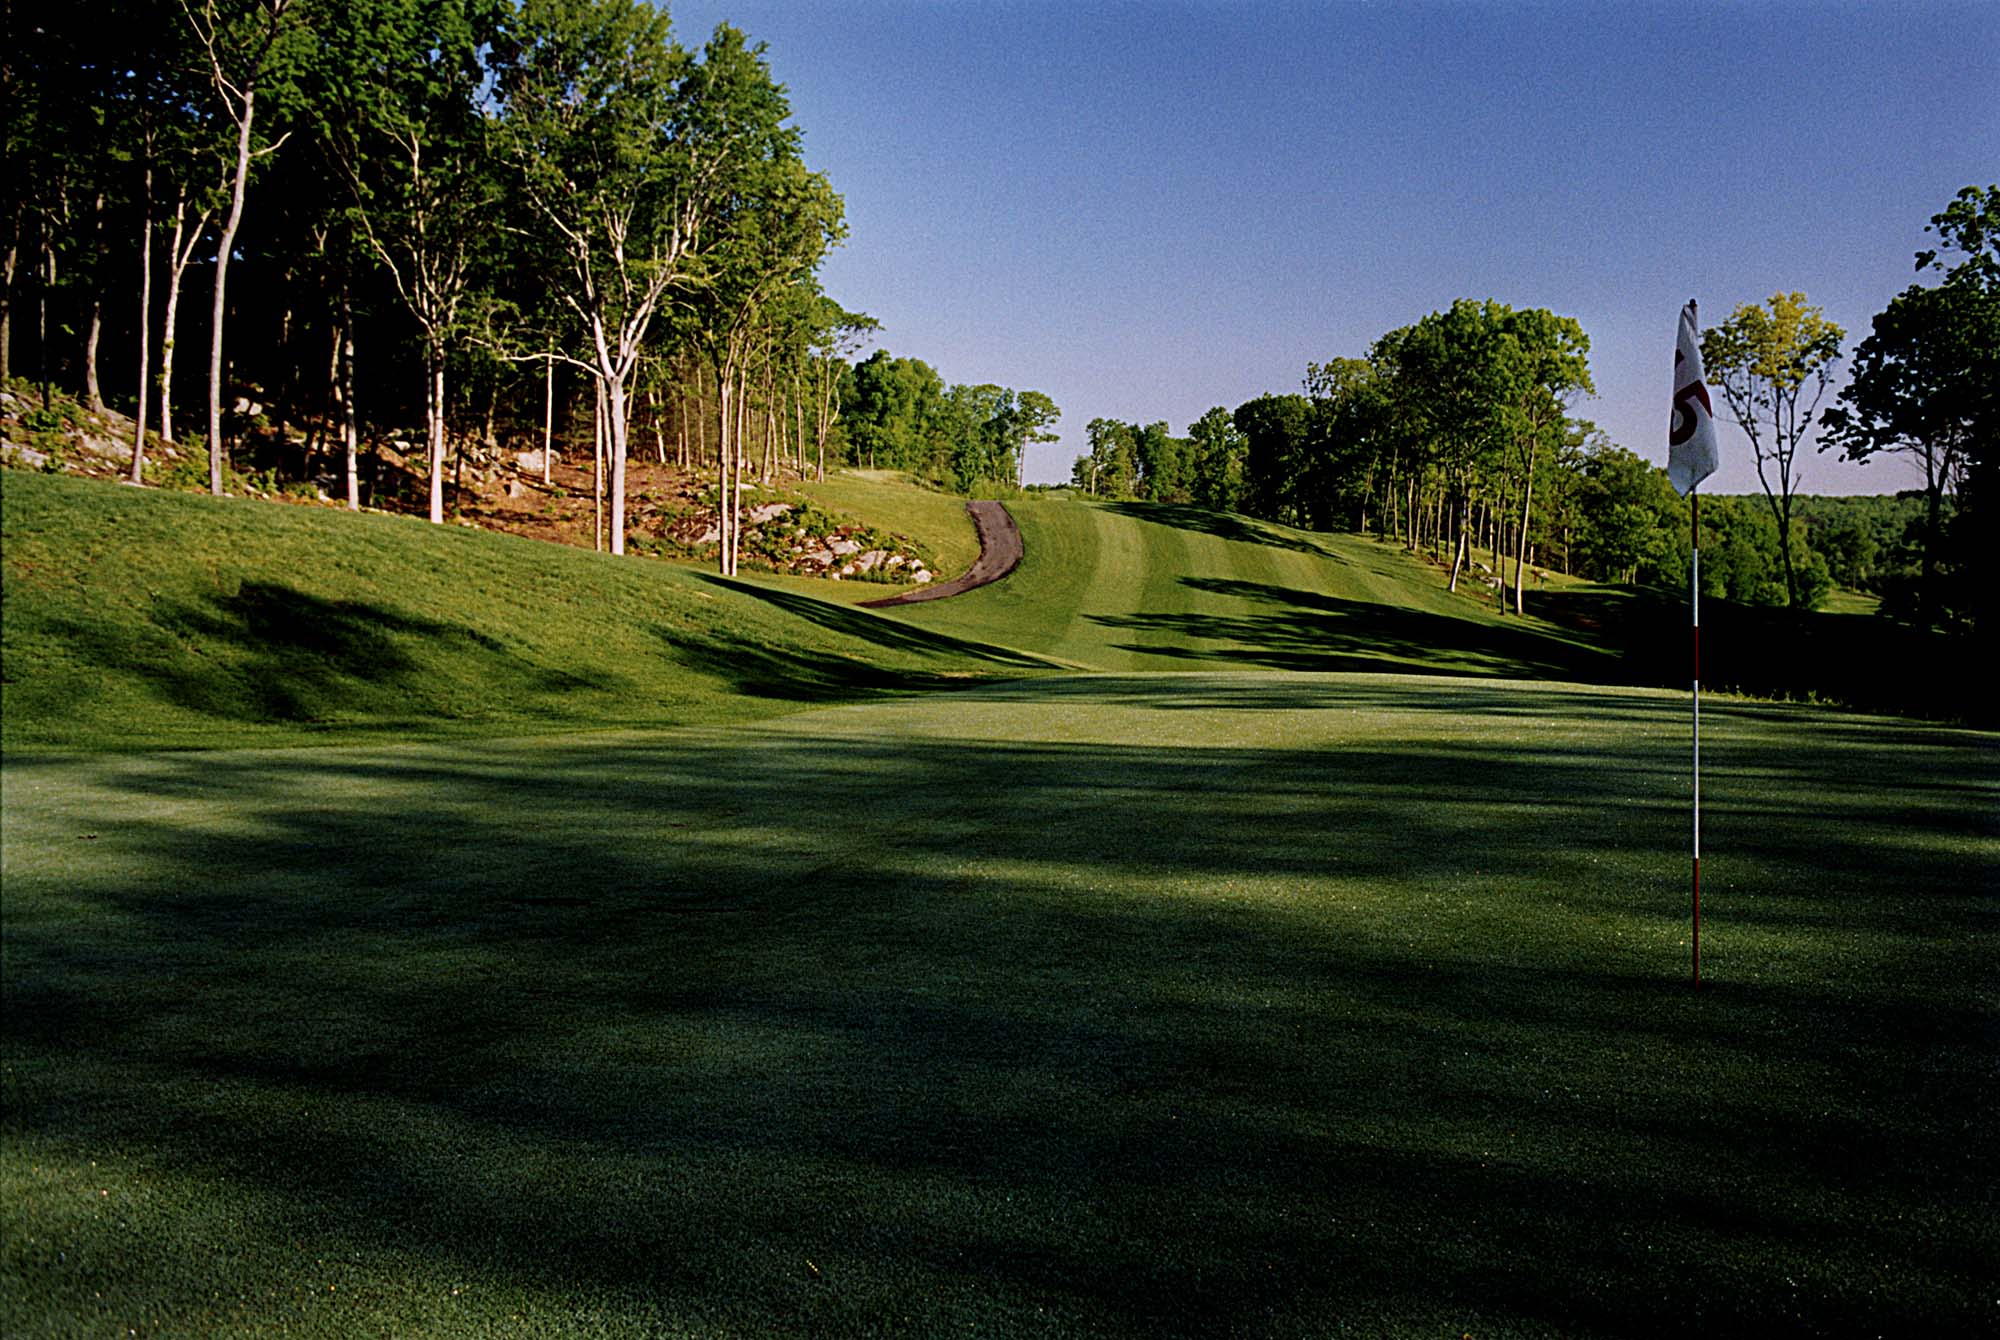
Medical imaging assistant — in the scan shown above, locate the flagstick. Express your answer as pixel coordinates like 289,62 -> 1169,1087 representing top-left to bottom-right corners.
1691,487 -> 1701,989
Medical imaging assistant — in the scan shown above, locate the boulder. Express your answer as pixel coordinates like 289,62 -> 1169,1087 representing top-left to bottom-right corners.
746,502 -> 793,524
828,537 -> 861,556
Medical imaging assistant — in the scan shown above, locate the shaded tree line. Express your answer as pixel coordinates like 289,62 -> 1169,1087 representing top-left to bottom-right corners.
2,0 -> 925,571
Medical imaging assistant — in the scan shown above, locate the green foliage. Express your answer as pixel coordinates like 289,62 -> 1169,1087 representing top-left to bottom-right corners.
1824,185 -> 2000,631
1702,292 -> 1845,608
847,351 -> 1058,493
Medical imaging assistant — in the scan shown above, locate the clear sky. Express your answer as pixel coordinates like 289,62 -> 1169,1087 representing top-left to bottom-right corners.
667,0 -> 1999,493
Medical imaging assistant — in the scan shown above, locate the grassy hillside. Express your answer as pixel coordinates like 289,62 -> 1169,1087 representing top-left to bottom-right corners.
3,474 -> 1636,751
5,674 -> 1993,1336
0,471 -> 1052,751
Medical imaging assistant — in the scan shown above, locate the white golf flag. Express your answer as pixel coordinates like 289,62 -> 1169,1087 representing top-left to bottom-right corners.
1668,300 -> 1720,496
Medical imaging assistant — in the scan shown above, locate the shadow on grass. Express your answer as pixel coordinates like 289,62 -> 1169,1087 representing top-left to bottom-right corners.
1100,499 -> 1333,557
697,573 -> 1056,669
1087,575 -> 1619,681
5,677 -> 1994,1336
44,580 -> 624,730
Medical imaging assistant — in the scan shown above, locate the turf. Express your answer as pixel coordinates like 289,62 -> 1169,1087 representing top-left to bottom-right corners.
5,469 -> 1997,1336
884,497 -> 1619,679
4,675 -> 1994,1336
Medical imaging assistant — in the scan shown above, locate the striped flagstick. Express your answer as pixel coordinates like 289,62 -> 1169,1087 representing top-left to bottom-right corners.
1668,299 -> 1719,988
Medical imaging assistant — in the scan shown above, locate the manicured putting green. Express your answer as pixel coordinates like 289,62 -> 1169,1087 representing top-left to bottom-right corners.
5,673 -> 1992,1337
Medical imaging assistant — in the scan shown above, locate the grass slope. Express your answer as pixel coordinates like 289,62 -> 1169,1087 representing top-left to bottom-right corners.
0,471 -> 1051,751
5,676 -> 1994,1336
888,497 -> 1618,679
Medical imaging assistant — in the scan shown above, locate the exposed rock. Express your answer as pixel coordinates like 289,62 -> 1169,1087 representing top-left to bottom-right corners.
515,448 -> 556,472
828,537 -> 861,556
911,568 -> 932,584
2,443 -> 51,470
746,501 -> 793,524
507,480 -> 527,499
854,549 -> 886,573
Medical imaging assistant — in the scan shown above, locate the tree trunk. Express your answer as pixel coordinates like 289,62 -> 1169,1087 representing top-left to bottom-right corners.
157,199 -> 202,444
0,203 -> 18,383
131,168 -> 155,484
608,373 -> 629,557
542,350 -> 554,486
592,375 -> 605,553
715,365 -> 733,574
82,192 -> 107,413
340,283 -> 359,511
1446,491 -> 1467,592
426,347 -> 446,524
1513,467 -> 1534,615
208,87 -> 258,494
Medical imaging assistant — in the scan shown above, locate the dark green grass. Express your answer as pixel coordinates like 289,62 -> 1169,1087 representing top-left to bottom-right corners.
5,675 -> 1995,1337
0,471 -> 1051,750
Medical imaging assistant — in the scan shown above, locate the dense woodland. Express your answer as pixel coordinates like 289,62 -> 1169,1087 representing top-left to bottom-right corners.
4,3 -> 1994,635
1,0 -> 1058,573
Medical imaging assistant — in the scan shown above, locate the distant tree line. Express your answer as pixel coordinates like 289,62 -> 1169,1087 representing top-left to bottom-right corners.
2,0 -> 1052,573
1073,186 -> 1997,633
841,350 -> 1060,493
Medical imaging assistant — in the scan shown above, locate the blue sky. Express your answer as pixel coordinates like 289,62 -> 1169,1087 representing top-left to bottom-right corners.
668,1 -> 1999,492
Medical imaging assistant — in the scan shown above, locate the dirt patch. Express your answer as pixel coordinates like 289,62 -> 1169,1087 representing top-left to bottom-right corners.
858,501 -> 1021,607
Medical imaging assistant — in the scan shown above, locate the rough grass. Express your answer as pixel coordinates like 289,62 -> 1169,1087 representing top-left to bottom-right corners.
4,675 -> 1994,1337
0,471 -> 1052,751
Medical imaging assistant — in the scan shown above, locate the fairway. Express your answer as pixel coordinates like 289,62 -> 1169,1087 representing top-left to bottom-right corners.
887,498 -> 1618,681
5,674 -> 1994,1337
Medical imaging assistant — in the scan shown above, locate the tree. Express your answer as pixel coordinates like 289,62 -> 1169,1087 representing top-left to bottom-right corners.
1075,417 -> 1139,498
1702,292 -> 1844,607
1234,394 -> 1312,521
1186,406 -> 1247,511
1493,308 -> 1592,613
1824,185 -> 1999,627
320,0 -> 502,523
491,0 -> 694,557
804,297 -> 875,480
1006,390 -> 1061,489
678,24 -> 842,572
180,0 -> 303,495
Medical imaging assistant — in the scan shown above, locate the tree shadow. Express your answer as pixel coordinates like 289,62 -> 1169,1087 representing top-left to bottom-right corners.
44,580 -> 622,731
6,678 -> 1993,1334
1531,586 -> 1989,724
698,573 -> 1057,669
1087,575 -> 1619,681
1100,499 -> 1333,557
